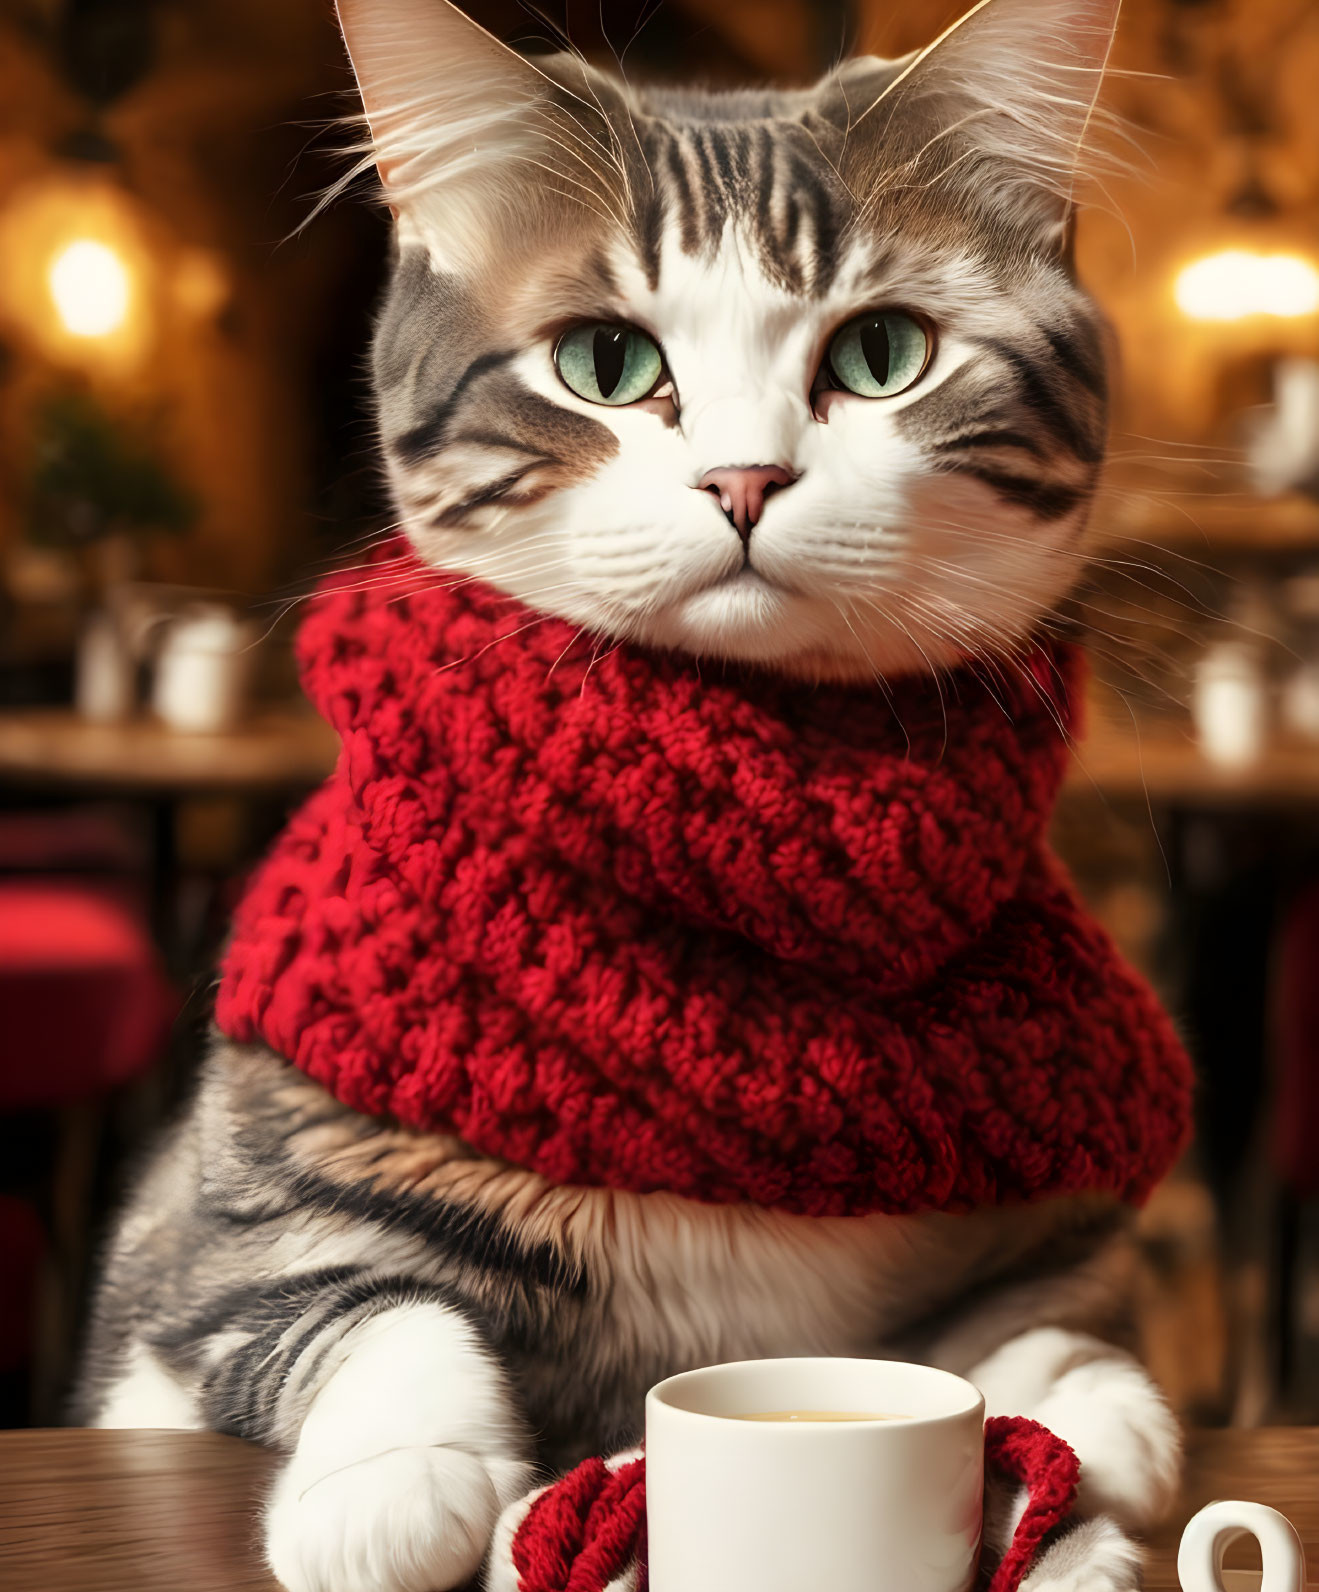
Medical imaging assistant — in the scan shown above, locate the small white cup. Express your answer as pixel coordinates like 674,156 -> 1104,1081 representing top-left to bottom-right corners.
1193,643 -> 1269,769
1179,1501 -> 1307,1592
645,1357 -> 985,1592
151,605 -> 253,734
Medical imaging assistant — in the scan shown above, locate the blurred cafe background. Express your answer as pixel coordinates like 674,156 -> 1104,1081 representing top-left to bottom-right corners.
1,0 -> 1318,1432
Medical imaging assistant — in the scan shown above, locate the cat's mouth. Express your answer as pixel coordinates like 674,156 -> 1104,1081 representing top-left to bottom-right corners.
711,566 -> 777,592
706,564 -> 797,599
658,564 -> 801,651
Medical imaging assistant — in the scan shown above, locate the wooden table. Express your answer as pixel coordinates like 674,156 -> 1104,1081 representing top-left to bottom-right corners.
0,707 -> 337,794
1067,712 -> 1319,808
0,1429 -> 279,1591
1,1427 -> 1317,1591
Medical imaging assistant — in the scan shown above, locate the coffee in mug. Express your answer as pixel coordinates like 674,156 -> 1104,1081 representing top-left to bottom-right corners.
729,1410 -> 905,1422
646,1357 -> 984,1592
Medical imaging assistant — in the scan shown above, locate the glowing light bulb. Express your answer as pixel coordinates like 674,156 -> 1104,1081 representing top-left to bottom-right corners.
1175,250 -> 1319,322
47,239 -> 131,337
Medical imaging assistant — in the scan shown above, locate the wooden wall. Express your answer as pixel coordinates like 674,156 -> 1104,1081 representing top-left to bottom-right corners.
0,0 -> 386,599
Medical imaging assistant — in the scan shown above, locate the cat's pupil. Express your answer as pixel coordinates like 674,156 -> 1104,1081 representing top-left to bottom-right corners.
593,327 -> 628,399
859,317 -> 892,386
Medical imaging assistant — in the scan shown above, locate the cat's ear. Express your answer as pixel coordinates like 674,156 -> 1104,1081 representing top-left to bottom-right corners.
335,0 -> 623,269
863,0 -> 1121,252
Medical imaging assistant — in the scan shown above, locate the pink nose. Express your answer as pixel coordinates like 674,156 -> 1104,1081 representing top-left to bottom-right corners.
696,464 -> 796,542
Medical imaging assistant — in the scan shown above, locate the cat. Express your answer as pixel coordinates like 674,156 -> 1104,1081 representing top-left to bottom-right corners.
77,3 -> 1184,1592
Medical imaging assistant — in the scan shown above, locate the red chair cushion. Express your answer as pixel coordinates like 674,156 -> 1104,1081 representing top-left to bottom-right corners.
0,882 -> 175,1110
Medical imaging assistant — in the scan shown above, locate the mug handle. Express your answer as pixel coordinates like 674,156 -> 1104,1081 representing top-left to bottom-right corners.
1178,1501 -> 1307,1592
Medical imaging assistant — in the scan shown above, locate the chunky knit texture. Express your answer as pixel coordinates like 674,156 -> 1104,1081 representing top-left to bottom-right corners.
216,547 -> 1193,1217
496,1417 -> 1080,1592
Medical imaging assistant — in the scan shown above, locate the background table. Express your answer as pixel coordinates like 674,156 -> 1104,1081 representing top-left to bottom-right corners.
1068,707 -> 1319,808
0,705 -> 339,960
1,1427 -> 1317,1591
0,708 -> 338,793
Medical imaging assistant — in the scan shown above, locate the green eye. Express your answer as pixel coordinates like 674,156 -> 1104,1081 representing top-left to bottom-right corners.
827,311 -> 931,398
555,323 -> 664,406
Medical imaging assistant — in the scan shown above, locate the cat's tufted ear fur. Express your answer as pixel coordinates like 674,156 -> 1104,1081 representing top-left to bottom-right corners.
335,0 -> 630,271
841,0 -> 1121,253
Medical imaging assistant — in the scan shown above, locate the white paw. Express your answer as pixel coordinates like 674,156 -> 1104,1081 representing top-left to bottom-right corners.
1021,1516 -> 1143,1592
1032,1357 -> 1182,1530
266,1443 -> 523,1592
972,1328 -> 1182,1533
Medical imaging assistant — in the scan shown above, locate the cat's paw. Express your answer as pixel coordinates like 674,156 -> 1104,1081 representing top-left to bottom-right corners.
1020,1516 -> 1143,1592
265,1443 -> 522,1592
1030,1349 -> 1182,1530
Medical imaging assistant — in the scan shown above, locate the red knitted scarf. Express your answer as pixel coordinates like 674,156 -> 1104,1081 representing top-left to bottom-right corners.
216,549 -> 1192,1217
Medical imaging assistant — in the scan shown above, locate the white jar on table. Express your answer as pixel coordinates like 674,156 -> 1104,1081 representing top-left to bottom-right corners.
75,609 -> 136,724
151,605 -> 254,734
1192,640 -> 1269,768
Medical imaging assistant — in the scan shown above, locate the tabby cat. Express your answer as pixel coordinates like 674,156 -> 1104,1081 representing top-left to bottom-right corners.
79,2 -> 1182,1591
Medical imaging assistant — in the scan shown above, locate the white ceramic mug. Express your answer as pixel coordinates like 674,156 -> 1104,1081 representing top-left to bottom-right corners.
1179,1501 -> 1307,1592
645,1357 -> 985,1592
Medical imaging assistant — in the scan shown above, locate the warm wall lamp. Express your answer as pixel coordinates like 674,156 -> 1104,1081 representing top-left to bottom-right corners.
1175,249 -> 1319,323
48,237 -> 132,338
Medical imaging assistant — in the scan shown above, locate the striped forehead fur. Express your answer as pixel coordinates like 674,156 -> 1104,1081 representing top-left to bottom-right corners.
336,0 -> 1122,277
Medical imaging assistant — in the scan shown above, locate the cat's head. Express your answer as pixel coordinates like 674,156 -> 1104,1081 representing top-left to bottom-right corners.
337,0 -> 1117,678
